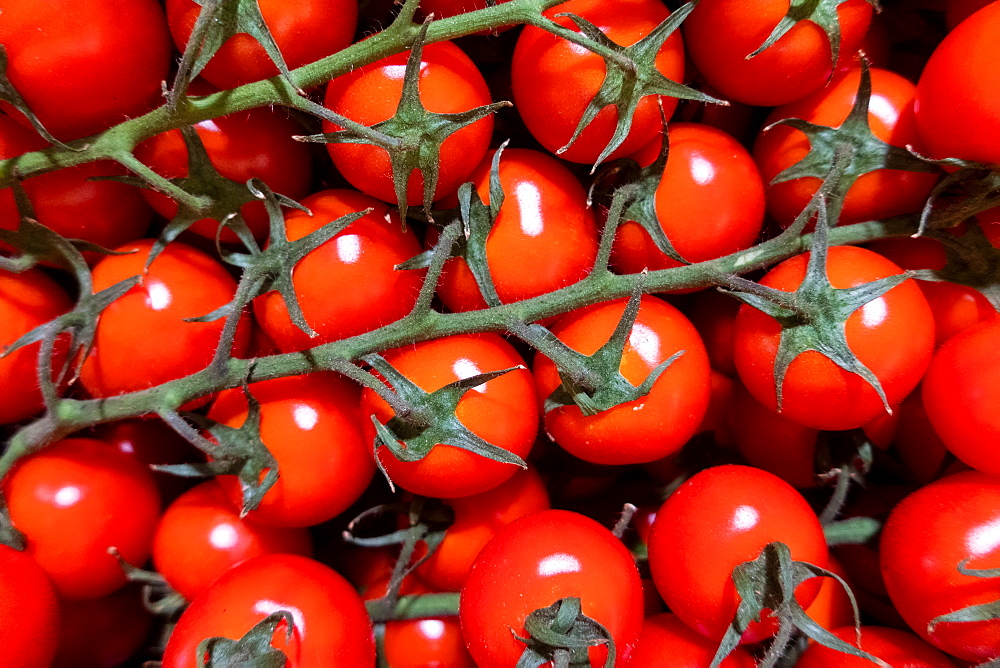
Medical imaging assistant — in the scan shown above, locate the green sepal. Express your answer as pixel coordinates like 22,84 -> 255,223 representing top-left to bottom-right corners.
0,496 -> 26,551
551,2 -> 723,169
823,516 -> 881,547
915,159 -> 1000,234
0,45 -> 81,150
513,597 -> 615,668
927,560 -> 1000,632
196,610 -> 294,668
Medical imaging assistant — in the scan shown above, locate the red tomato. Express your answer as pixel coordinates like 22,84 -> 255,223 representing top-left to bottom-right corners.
685,288 -> 741,377
0,0 -> 172,141
532,295 -> 711,465
253,189 -> 425,352
361,334 -> 538,498
797,625 -> 956,667
0,544 -> 60,668
628,613 -> 756,667
0,267 -> 72,425
880,471 -> 1000,662
434,148 -> 599,312
78,239 -> 250,399
890,388 -> 955,485
161,554 -> 375,667
53,585 -> 154,668
921,317 -> 1000,476
511,0 -> 685,164
915,2 -> 1000,165
323,41 -> 493,206
166,0 -> 358,90
460,509 -> 644,666
612,123 -> 766,272
384,617 -> 476,668
2,437 -> 161,600
647,465 -> 828,644
208,372 -> 375,527
134,105 -> 314,242
755,66 -> 939,227
682,0 -> 873,107
733,245 -> 935,431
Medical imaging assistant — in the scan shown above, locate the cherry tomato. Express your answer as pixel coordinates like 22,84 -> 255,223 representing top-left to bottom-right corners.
384,616 -> 475,668
511,0 -> 685,164
797,625 -> 956,667
532,295 -> 711,465
890,388 -> 955,485
0,544 -> 59,668
460,509 -> 644,666
2,437 -> 161,600
53,585 -> 154,668
628,613 -> 756,667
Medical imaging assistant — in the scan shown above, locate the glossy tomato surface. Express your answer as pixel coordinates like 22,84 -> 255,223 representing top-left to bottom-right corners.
796,625 -> 956,667
628,613 -> 756,667
0,544 -> 59,668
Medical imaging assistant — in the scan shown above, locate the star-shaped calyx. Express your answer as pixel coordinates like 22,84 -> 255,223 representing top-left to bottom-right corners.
513,597 -> 616,668
196,611 -> 295,668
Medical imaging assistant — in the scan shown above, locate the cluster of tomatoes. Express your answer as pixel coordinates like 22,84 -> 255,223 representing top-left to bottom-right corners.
1,0 -> 1000,665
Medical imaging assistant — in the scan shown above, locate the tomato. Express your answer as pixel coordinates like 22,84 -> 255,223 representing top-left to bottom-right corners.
53,585 -> 154,668
322,40 -> 493,206
384,616 -> 475,668
511,0 -> 685,165
208,372 -> 375,527
0,0 -> 172,141
252,189 -> 425,352
628,613 -> 756,667
889,388 -> 954,485
532,295 -> 711,465
162,554 -> 375,667
78,239 -> 250,399
685,288 -> 741,377
914,1 -> 1000,165
733,245 -> 935,431
0,544 -> 59,668
682,0 -> 873,107
612,123 -> 766,272
134,104 -> 314,242
647,465 -> 828,644
797,626 -> 956,667
360,333 -> 538,499
2,437 -> 161,600
755,66 -> 939,228
0,267 -> 72,425
165,0 -> 358,90
880,471 -> 1000,662
921,317 -> 1000,477
460,509 -> 644,666
434,148 -> 599,312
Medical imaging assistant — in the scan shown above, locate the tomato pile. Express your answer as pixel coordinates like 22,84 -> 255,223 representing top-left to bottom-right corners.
1,0 -> 1000,665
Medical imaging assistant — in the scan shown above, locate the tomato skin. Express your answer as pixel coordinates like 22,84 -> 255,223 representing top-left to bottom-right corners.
647,465 -> 828,644
0,544 -> 60,668
755,66 -> 939,228
384,617 -> 476,668
511,0 -> 685,164
2,437 -> 161,600
209,372 -> 375,528
0,0 -> 172,141
733,245 -> 935,431
460,509 -> 644,667
532,296 -> 711,465
915,2 -> 1000,165
628,613 -> 756,667
323,41 -> 493,206
797,625 -> 956,667
361,334 -> 538,499
166,0 -> 358,90
921,317 -> 1000,476
612,123 -> 766,273
53,585 -> 154,668
682,0 -> 873,107
434,148 -> 599,312
253,189 -> 425,352
162,554 -> 376,668
78,239 -> 250,399
880,471 -> 1000,663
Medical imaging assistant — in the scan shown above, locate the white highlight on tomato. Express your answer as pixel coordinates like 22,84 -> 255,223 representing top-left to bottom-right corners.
690,155 -> 716,186
860,297 -> 888,329
537,552 -> 582,577
515,180 -> 544,237
967,517 -> 1000,556
146,280 -> 172,311
732,504 -> 760,532
629,322 -> 661,369
336,234 -> 362,264
417,619 -> 447,640
53,485 -> 81,508
293,404 -> 320,431
209,524 -> 239,550
254,599 -> 305,636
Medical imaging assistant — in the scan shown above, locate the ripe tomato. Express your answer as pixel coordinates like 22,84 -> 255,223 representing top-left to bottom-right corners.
2,437 -> 161,600
208,372 -> 375,527
755,66 -> 939,227
682,0 -> 873,107
253,189 -> 425,352
914,1 -> 1000,165
0,267 -> 72,425
165,0 -> 358,90
612,123 -> 766,272
161,554 -> 375,667
384,616 -> 475,668
322,40 -> 493,206
733,245 -> 935,431
53,585 -> 154,668
0,544 -> 59,668
796,625 -> 957,667
628,613 -> 756,667
532,295 -> 711,465
647,465 -> 828,644
0,0 -> 172,141
921,317 -> 1000,476
78,239 -> 250,399
511,0 -> 685,164
434,148 -> 599,312
880,471 -> 1000,663
460,509 -> 644,666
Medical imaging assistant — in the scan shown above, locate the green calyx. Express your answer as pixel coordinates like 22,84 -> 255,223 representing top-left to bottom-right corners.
513,597 -> 616,668
197,610 -> 294,668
